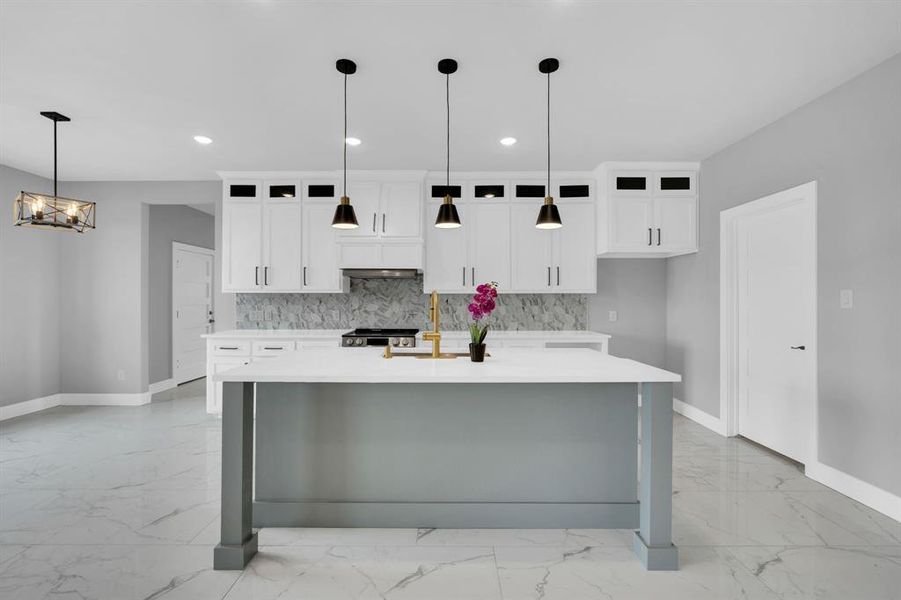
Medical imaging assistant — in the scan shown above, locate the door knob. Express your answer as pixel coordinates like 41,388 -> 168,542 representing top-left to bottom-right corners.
790,345 -> 806,350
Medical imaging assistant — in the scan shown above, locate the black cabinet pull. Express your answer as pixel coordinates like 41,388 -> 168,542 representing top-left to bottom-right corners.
547,266 -> 551,286
264,266 -> 269,285
372,213 -> 376,232
462,266 -> 466,286
382,213 -> 386,233
303,266 -> 307,286
263,346 -> 283,350
220,346 -> 239,350
557,266 -> 560,286
790,345 -> 806,350
471,267 -> 475,285
255,266 -> 259,285
657,228 -> 661,246
648,228 -> 652,246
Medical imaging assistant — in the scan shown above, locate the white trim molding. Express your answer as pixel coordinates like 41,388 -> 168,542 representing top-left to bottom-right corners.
806,461 -> 901,523
673,398 -> 726,436
0,394 -> 63,421
59,393 -> 151,407
149,378 -> 177,395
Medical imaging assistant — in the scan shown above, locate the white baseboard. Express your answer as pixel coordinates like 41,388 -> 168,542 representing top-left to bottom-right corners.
0,394 -> 63,421
148,378 -> 177,395
673,397 -> 727,436
59,392 -> 152,406
806,460 -> 901,523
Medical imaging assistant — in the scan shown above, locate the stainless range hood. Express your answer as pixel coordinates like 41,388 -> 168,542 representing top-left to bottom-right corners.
341,268 -> 419,280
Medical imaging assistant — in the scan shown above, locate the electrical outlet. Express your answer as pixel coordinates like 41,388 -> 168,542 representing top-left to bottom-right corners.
840,289 -> 853,309
264,307 -> 275,321
608,310 -> 618,322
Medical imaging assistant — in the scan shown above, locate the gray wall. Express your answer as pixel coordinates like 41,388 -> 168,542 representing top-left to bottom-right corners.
148,205 -> 214,384
667,53 -> 901,496
588,259 -> 667,367
0,165 -> 61,407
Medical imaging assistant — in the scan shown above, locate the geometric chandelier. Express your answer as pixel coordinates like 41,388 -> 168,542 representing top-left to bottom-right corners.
14,111 -> 96,233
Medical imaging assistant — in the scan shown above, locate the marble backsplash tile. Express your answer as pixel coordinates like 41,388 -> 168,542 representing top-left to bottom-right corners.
236,275 -> 586,331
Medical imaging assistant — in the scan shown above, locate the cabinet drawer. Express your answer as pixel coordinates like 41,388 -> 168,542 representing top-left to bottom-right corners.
298,339 -> 339,349
212,340 -> 251,356
252,340 -> 297,356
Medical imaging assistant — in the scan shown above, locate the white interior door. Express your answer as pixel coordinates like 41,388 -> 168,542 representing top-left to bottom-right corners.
736,187 -> 816,463
173,243 -> 214,384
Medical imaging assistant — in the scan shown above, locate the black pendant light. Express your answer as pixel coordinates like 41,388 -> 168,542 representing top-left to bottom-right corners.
332,58 -> 359,229
536,58 -> 562,230
435,58 -> 462,229
13,111 -> 96,232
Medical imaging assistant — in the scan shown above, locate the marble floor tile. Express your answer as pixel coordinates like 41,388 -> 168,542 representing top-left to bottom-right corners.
495,545 -> 781,599
0,544 -> 240,600
0,487 -> 219,545
224,545 -> 502,600
673,453 -> 828,493
727,545 -> 901,599
672,490 -> 893,547
1,379 -> 898,598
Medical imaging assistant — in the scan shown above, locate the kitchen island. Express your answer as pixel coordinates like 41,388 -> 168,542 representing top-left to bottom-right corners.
213,347 -> 681,571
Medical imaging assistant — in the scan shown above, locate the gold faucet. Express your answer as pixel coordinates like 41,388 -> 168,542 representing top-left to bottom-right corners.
420,290 -> 456,359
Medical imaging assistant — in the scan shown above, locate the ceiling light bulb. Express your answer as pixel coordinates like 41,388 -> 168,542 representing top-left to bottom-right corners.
345,137 -> 361,146
499,137 -> 517,146
193,135 -> 212,145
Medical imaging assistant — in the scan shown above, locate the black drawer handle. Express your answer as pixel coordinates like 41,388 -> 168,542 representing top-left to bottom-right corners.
263,346 -> 283,350
219,346 -> 239,350
790,345 -> 806,350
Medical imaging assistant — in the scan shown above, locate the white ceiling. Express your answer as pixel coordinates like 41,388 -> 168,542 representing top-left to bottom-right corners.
1,1 -> 900,181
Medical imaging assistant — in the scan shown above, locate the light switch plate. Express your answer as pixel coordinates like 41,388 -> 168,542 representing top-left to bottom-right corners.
608,310 -> 618,322
840,289 -> 853,309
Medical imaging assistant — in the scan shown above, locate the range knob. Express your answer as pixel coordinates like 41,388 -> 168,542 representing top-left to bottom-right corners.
401,338 -> 411,347
343,338 -> 352,347
390,337 -> 399,346
355,338 -> 365,346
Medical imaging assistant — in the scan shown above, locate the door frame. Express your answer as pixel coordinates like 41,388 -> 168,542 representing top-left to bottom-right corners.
719,181 -> 818,464
172,241 -> 215,384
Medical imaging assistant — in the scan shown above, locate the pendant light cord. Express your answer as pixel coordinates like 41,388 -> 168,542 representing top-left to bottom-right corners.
546,71 -> 550,195
343,72 -> 347,198
446,73 -> 450,189
53,120 -> 58,198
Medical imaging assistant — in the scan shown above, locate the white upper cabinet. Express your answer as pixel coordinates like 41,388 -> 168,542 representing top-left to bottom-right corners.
596,163 -> 699,257
302,203 -> 345,293
553,202 -> 596,292
262,198 -> 302,291
338,181 -> 381,238
469,202 -> 511,290
424,201 -> 469,292
381,182 -> 422,238
222,182 -> 263,292
510,203 -> 555,292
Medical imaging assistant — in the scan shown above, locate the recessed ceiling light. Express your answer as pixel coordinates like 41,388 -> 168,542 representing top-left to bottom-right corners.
193,135 -> 212,145
345,137 -> 361,146
499,137 -> 517,146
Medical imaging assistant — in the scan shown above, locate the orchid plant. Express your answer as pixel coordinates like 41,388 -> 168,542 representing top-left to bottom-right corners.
467,282 -> 498,345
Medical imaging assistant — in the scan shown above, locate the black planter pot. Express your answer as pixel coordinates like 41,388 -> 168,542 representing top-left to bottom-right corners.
469,343 -> 486,362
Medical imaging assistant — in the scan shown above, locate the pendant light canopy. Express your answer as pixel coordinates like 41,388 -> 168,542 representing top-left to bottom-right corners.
332,58 -> 360,229
535,58 -> 563,230
14,111 -> 95,233
435,58 -> 462,229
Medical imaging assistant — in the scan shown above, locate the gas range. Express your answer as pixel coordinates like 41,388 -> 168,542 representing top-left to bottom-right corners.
341,328 -> 419,348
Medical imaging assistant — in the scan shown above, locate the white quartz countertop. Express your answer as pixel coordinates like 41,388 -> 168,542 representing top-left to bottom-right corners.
203,329 -> 346,339
425,330 -> 610,341
214,347 -> 679,384
204,329 -> 610,341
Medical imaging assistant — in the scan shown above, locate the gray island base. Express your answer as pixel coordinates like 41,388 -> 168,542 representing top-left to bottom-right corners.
212,348 -> 679,571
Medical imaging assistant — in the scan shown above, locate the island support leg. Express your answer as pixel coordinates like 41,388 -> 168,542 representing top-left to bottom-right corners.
214,381 -> 257,570
634,382 -> 679,570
